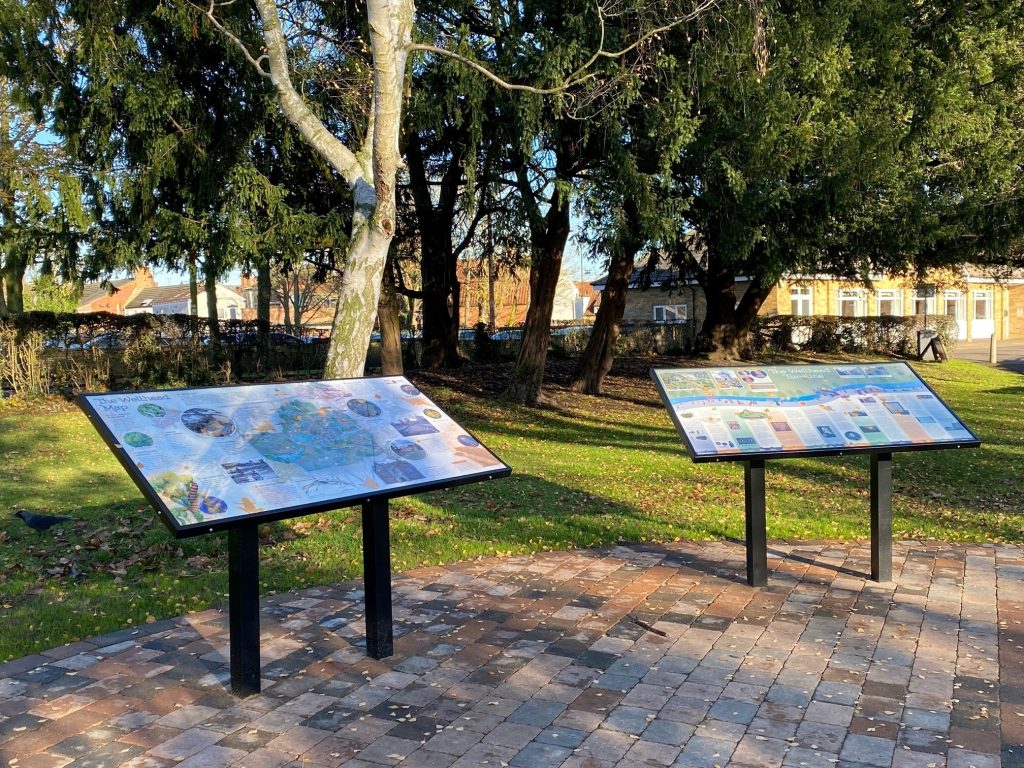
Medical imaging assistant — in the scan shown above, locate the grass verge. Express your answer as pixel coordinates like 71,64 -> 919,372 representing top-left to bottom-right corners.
0,357 -> 1020,661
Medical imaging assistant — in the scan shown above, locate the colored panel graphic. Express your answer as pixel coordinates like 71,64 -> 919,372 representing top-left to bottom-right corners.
652,363 -> 979,462
80,377 -> 510,535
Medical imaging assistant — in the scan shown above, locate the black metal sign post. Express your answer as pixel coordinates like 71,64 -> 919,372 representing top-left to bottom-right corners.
871,452 -> 893,582
228,524 -> 261,696
651,363 -> 980,588
362,497 -> 394,659
744,460 -> 768,587
740,453 -> 896,587
77,376 -> 511,699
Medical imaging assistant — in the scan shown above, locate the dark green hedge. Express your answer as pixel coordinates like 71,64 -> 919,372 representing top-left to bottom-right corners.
0,312 -> 329,396
751,314 -> 961,356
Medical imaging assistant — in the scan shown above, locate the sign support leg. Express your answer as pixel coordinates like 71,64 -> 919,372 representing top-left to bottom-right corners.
870,452 -> 893,582
744,459 -> 768,587
362,498 -> 394,659
228,524 -> 261,696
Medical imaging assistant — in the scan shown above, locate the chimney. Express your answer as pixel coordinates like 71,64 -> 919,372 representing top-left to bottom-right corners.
134,267 -> 157,287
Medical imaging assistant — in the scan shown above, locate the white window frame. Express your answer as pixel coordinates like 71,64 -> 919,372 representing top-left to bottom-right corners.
876,289 -> 903,317
653,304 -> 688,323
913,288 -> 937,316
838,289 -> 867,317
790,286 -> 813,316
942,290 -> 963,317
973,290 -> 993,321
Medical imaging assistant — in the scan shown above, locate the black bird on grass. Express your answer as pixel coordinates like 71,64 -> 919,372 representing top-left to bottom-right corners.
14,510 -> 74,532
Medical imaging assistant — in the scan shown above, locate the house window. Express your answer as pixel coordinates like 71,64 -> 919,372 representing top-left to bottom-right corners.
789,286 -> 812,316
974,291 -> 992,320
653,304 -> 687,323
838,289 -> 866,317
876,289 -> 902,317
943,290 -> 963,318
914,287 -> 936,315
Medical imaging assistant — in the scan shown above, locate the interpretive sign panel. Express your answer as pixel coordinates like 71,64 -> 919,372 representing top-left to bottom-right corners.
651,362 -> 979,463
79,376 -> 510,537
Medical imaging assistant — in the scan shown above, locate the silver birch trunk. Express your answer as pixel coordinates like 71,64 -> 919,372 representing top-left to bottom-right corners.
254,0 -> 412,379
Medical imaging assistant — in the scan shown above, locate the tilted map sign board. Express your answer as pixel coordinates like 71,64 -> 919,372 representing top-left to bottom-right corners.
651,362 -> 980,463
79,376 -> 511,538
651,362 -> 980,588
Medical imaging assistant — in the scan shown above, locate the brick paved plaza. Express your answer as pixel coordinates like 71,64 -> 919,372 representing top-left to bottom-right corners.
0,540 -> 1021,768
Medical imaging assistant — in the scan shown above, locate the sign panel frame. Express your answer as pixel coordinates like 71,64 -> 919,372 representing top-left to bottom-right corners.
651,362 -> 980,464
78,376 -> 512,539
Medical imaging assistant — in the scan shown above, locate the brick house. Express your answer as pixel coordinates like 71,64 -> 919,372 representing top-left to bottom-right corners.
75,269 -> 157,314
595,260 -> 1024,340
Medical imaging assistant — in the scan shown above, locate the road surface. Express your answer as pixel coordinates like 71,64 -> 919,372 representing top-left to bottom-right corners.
951,337 -> 1024,374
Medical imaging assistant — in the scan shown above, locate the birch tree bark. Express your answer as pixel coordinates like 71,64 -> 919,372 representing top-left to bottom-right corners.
251,0 -> 412,378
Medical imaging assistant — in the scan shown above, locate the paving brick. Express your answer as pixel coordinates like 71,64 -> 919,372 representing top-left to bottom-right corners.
148,728 -> 223,761
839,733 -> 897,767
509,740 -> 573,766
0,542 -> 1018,768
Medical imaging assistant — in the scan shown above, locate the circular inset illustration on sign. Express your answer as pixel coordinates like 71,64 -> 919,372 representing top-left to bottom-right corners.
123,431 -> 153,448
844,430 -> 862,441
348,398 -> 382,417
199,496 -> 228,517
400,384 -> 420,396
457,434 -> 480,447
181,408 -> 236,437
423,408 -> 442,419
137,403 -> 166,418
389,439 -> 427,461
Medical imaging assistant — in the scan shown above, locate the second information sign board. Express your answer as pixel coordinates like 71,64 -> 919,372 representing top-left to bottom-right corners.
652,362 -> 979,586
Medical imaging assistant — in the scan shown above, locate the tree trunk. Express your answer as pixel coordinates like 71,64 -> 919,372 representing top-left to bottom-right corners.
203,256 -> 220,339
408,131 -> 462,370
188,258 -> 199,317
290,274 -> 303,331
324,230 -> 393,377
696,256 -> 774,360
0,279 -> 7,318
502,195 -> 571,405
254,0 -> 411,379
487,236 -> 496,333
571,213 -> 642,394
378,257 -> 403,375
2,252 -> 27,315
281,279 -> 292,331
256,260 -> 271,346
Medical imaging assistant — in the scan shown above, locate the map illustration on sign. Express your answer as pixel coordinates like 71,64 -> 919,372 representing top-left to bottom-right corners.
80,377 -> 510,535
652,363 -> 979,462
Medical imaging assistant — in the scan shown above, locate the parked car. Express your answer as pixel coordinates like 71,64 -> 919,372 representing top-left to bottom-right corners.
551,325 -> 593,338
490,329 -> 524,341
81,332 -> 127,350
369,330 -> 419,342
219,331 -> 305,346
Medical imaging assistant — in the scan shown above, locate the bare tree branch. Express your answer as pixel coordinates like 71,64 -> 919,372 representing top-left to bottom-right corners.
196,0 -> 271,77
408,0 -> 721,96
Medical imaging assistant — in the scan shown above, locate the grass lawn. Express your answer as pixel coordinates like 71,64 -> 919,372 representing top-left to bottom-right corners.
0,356 -> 1021,661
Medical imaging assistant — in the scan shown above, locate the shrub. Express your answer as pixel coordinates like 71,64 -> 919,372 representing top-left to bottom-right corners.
0,312 -> 329,394
751,314 -> 961,357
